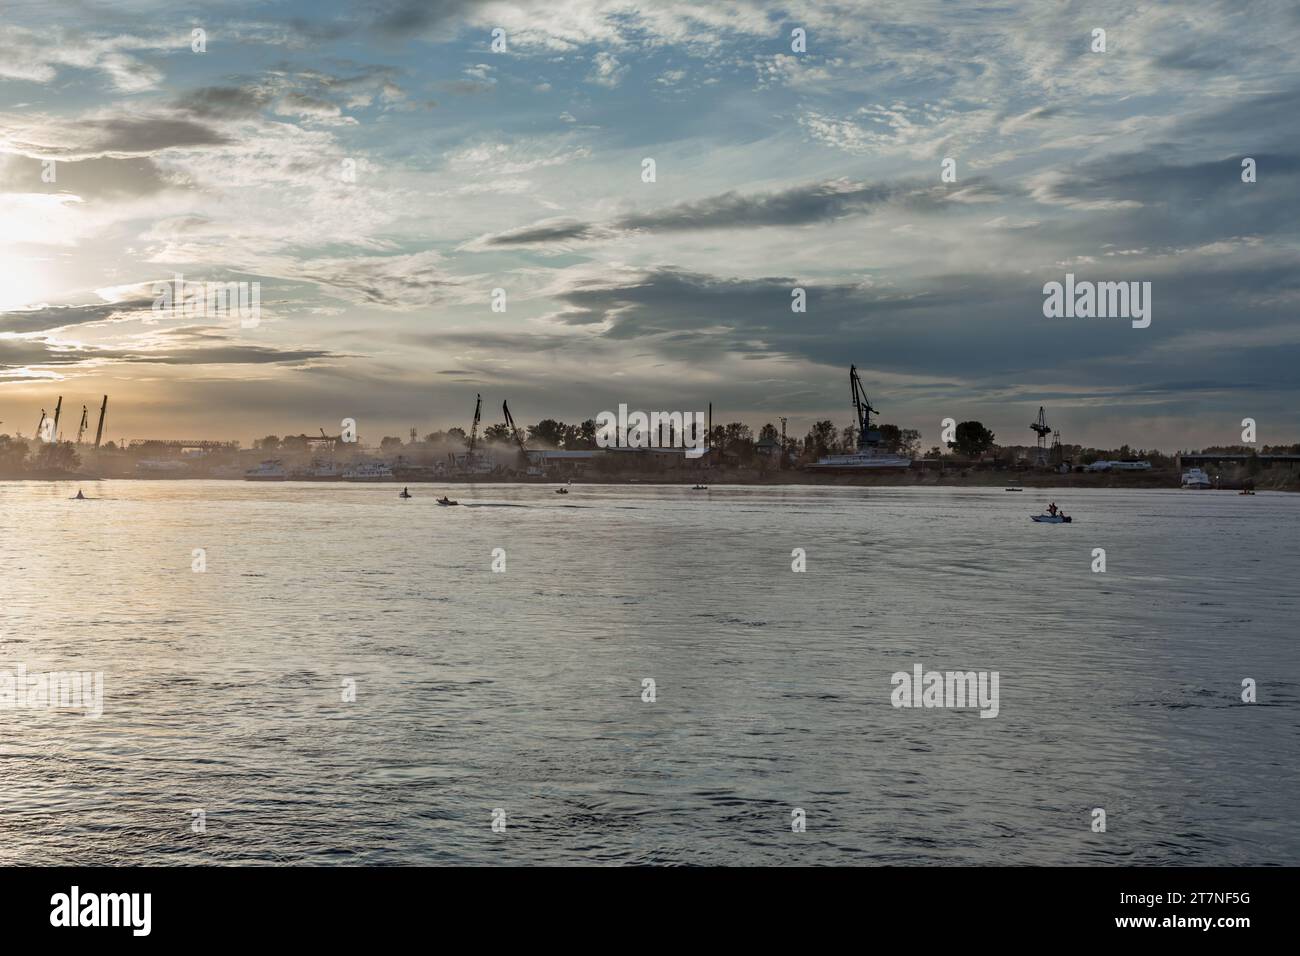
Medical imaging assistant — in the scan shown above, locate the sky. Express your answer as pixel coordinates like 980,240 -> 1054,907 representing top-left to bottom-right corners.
1,0 -> 1298,451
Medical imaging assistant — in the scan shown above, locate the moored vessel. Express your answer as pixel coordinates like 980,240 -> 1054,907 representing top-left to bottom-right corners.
342,460 -> 394,481
244,459 -> 287,481
807,365 -> 913,471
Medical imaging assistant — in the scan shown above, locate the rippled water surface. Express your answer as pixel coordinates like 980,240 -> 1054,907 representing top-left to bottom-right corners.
1,480 -> 1296,865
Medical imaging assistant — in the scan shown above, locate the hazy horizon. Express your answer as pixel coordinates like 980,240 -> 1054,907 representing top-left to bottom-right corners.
3,1 -> 1299,451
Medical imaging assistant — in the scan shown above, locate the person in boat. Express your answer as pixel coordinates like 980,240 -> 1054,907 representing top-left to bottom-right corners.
1047,502 -> 1058,516
75,490 -> 85,500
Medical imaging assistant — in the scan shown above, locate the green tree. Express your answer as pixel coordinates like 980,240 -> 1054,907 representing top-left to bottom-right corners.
0,435 -> 30,471
380,436 -> 403,450
575,419 -> 598,448
949,421 -> 996,459
723,422 -> 753,452
804,420 -> 837,457
37,441 -> 81,473
256,435 -> 281,450
528,419 -> 567,447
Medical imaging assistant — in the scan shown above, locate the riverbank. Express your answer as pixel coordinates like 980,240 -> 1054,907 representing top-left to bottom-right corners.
5,469 -> 1296,490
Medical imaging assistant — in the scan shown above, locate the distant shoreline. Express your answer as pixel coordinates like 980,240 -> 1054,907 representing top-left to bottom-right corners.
5,470 -> 1294,491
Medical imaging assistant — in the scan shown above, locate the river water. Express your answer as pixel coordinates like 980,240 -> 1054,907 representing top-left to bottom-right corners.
0,480 -> 1295,865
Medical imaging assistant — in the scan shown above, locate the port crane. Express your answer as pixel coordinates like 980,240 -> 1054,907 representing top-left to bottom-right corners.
466,393 -> 483,468
849,365 -> 882,449
502,400 -> 528,454
1031,406 -> 1052,466
93,396 -> 108,448
77,405 -> 88,444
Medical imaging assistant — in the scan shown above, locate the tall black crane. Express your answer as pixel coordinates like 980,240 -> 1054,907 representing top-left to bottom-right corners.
94,395 -> 108,448
850,365 -> 882,449
77,405 -> 88,444
1031,406 -> 1052,466
466,393 -> 482,467
502,400 -> 529,460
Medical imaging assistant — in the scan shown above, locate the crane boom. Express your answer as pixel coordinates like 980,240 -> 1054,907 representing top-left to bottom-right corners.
467,393 -> 482,463
849,365 -> 881,449
94,395 -> 108,447
77,405 -> 88,444
502,401 -> 528,454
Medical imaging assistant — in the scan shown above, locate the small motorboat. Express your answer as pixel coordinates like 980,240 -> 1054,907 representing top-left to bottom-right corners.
555,487 -> 568,494
1005,485 -> 1023,492
399,488 -> 413,499
691,484 -> 708,491
436,496 -> 458,506
1239,490 -> 1256,495
1031,513 -> 1071,523
73,490 -> 87,500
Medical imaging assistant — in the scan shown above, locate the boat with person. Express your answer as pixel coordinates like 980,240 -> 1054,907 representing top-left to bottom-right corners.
436,496 -> 458,506
399,488 -> 412,499
1031,501 -> 1072,523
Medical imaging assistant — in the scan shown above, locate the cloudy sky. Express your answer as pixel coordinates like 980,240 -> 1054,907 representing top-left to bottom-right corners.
1,0 -> 1297,449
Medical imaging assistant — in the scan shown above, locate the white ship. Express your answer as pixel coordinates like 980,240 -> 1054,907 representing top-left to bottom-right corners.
244,459 -> 287,481
292,458 -> 343,480
807,365 -> 913,471
342,460 -> 393,481
1181,467 -> 1213,489
810,450 -> 914,470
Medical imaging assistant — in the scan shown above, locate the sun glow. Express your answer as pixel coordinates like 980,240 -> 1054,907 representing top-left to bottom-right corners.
0,253 -> 53,312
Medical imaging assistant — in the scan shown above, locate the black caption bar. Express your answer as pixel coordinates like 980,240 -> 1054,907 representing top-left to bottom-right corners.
0,866 -> 1285,941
